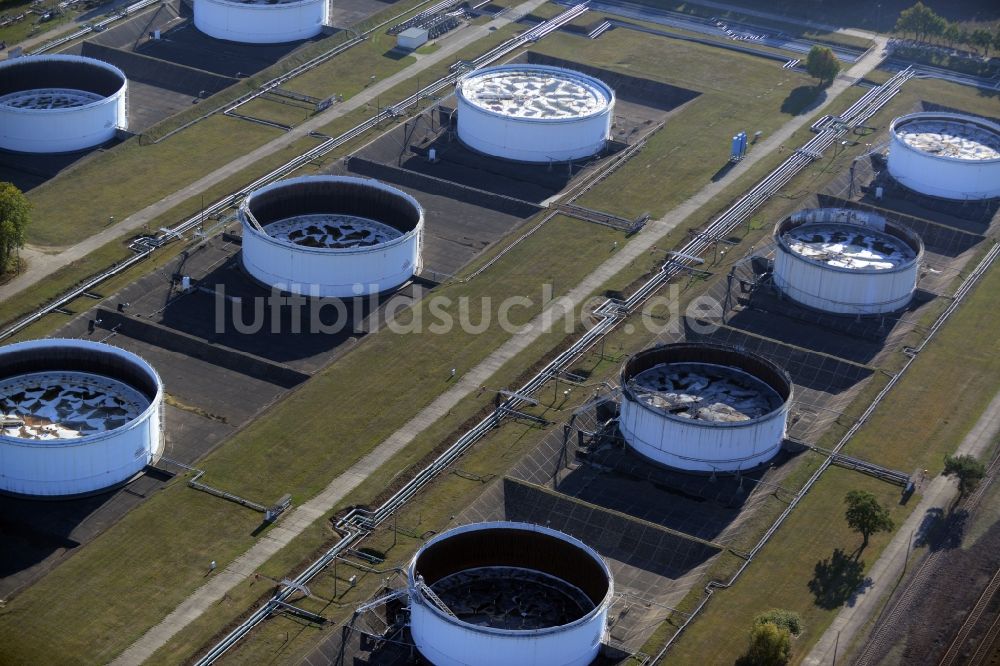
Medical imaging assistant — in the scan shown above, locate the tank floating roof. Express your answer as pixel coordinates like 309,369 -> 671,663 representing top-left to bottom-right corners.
263,215 -> 403,249
0,372 -> 148,441
622,343 -> 792,425
891,113 -> 1000,162
776,208 -> 923,274
458,65 -> 613,120
782,224 -> 915,271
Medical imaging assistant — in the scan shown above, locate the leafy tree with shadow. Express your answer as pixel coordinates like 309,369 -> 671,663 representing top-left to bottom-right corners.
0,182 -> 30,275
805,46 -> 841,87
807,548 -> 867,610
943,453 -> 986,503
844,489 -> 894,551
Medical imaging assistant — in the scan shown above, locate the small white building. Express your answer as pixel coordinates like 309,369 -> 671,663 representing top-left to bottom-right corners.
397,27 -> 429,50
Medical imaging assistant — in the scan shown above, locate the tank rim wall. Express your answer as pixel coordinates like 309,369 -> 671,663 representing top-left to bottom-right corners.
889,111 -> 1000,166
0,55 -> 127,112
408,521 -> 613,637
619,343 -> 792,429
773,211 -> 924,276
0,338 -> 163,447
456,63 -> 616,124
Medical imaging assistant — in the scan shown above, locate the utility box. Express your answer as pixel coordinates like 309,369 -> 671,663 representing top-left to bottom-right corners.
397,27 -> 429,50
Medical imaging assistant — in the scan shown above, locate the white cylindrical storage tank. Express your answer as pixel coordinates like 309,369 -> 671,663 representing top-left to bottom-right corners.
772,207 -> 923,315
455,64 -> 615,163
194,0 -> 328,43
408,521 -> 613,666
0,339 -> 164,497
619,343 -> 792,474
887,112 -> 1000,200
0,55 -> 127,154
240,175 -> 424,297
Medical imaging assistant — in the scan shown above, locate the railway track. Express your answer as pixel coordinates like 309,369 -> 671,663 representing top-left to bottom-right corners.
941,567 -> 1000,666
854,448 -> 1000,666
968,594 -> 1000,666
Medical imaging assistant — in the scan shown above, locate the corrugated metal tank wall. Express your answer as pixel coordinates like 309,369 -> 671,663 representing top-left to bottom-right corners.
194,0 -> 327,44
0,339 -> 164,497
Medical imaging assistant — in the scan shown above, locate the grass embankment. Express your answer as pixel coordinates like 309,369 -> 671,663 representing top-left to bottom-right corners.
150,51 -> 901,663
531,25 -> 814,218
0,26 -> 828,661
664,257 -> 1000,665
0,215 -> 626,664
21,0 -> 457,248
0,17 -> 526,330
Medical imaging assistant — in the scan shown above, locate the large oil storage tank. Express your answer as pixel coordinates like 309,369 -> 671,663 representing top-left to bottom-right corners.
619,343 -> 792,473
455,64 -> 615,163
0,339 -> 164,497
240,175 -> 424,297
888,112 -> 1000,200
772,207 -> 923,315
0,54 -> 127,154
408,521 -> 613,666
194,0 -> 328,43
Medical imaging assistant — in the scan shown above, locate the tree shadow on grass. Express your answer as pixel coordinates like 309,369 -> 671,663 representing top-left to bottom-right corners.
914,507 -> 968,551
781,85 -> 824,116
808,548 -> 872,610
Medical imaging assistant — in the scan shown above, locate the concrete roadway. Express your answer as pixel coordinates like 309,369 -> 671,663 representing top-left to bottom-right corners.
111,32 -> 890,666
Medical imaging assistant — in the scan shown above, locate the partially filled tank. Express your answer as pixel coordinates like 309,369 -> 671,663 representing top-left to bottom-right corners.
772,207 -> 923,315
408,521 -> 613,666
240,176 -> 424,297
619,343 -> 792,473
0,54 -> 128,153
888,112 -> 1000,200
0,339 -> 164,497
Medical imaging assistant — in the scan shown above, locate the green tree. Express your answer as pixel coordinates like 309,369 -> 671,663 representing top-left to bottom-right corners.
0,182 -> 31,273
993,29 -> 1000,55
895,2 -> 945,42
805,45 -> 840,86
971,29 -> 993,57
754,609 -> 802,636
926,14 -> 947,44
844,490 -> 894,550
737,622 -> 792,666
959,28 -> 973,50
943,454 -> 986,501
943,23 -> 962,48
